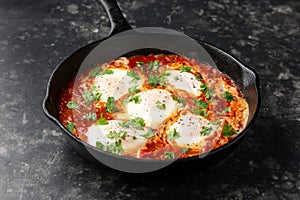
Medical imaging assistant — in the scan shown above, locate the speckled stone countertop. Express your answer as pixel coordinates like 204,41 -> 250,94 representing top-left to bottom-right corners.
0,0 -> 299,199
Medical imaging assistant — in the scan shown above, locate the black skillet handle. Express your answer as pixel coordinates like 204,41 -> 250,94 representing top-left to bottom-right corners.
96,0 -> 132,36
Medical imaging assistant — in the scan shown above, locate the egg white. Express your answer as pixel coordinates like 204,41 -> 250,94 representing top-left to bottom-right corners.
166,113 -> 219,148
86,120 -> 148,156
94,69 -> 144,102
166,70 -> 203,96
125,89 -> 178,129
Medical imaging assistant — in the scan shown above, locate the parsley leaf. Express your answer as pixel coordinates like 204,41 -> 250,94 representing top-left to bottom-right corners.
222,124 -> 239,137
66,122 -> 75,133
156,101 -> 166,109
99,69 -> 114,75
105,97 -> 115,113
194,108 -> 208,116
179,65 -> 191,72
140,128 -> 155,139
136,61 -> 144,67
82,86 -> 101,105
96,140 -> 123,155
195,74 -> 202,81
164,151 -> 175,159
95,113 -> 108,125
67,101 -> 80,109
224,107 -> 232,113
127,95 -> 141,104
127,70 -> 140,82
196,100 -> 208,109
168,128 -> 180,140
211,120 -> 221,125
172,96 -> 185,104
88,66 -> 101,78
200,84 -> 216,99
222,91 -> 234,102
200,126 -> 213,136
128,85 -> 140,94
82,112 -> 97,121
119,117 -> 145,130
148,74 -> 160,87
182,147 -> 190,154
107,130 -> 127,140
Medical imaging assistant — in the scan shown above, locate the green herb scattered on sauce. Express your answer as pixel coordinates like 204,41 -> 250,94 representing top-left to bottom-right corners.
200,84 -> 216,99
82,86 -> 101,105
128,85 -> 140,94
96,140 -> 123,155
66,122 -> 75,133
172,96 -> 185,104
195,74 -> 202,81
140,128 -> 155,139
196,100 -> 208,109
156,100 -> 166,110
105,97 -> 115,113
119,117 -> 145,130
136,61 -> 144,67
95,113 -> 108,125
148,60 -> 160,70
200,126 -> 212,136
88,66 -> 101,78
164,151 -> 175,159
82,112 -> 97,121
193,108 -> 208,116
127,70 -> 140,82
67,101 -> 80,109
179,65 -> 191,72
182,147 -> 191,154
99,69 -> 114,76
107,130 -> 127,140
222,124 -> 239,137
224,107 -> 232,113
222,91 -> 234,102
168,128 -> 180,140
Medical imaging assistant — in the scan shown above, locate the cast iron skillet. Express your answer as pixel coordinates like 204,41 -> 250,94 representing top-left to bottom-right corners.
43,0 -> 260,173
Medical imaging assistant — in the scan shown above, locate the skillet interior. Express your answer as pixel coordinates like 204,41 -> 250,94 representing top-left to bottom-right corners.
43,38 -> 259,173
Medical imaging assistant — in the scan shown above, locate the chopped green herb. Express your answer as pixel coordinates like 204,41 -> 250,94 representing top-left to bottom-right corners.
127,70 -> 140,82
136,61 -> 144,67
211,120 -> 221,125
159,71 -> 171,87
82,86 -> 101,105
222,124 -> 239,137
194,108 -> 208,116
152,60 -> 160,70
127,95 -> 141,104
174,75 -> 180,81
67,101 -> 80,109
222,91 -> 234,102
99,69 -> 114,75
182,147 -> 190,154
96,141 -> 105,150
156,101 -> 166,109
148,74 -> 160,87
224,107 -> 232,113
195,74 -> 202,81
119,117 -> 145,130
132,136 -> 137,140
107,130 -> 127,140
95,113 -> 108,125
164,151 -> 175,159
208,99 -> 214,103
172,96 -> 185,104
82,112 -> 97,121
200,84 -> 216,99
105,97 -> 115,113
88,66 -> 101,78
96,140 -> 123,155
200,126 -> 213,136
128,85 -> 140,94
196,100 -> 208,109
66,122 -> 75,133
168,128 -> 180,140
140,128 -> 155,139
179,65 -> 191,72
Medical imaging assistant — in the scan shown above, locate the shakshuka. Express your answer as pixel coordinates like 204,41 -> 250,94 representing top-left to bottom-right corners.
58,54 -> 249,160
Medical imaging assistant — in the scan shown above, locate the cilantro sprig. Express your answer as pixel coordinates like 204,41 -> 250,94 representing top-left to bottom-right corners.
167,128 -> 180,140
222,124 -> 239,137
119,117 -> 145,130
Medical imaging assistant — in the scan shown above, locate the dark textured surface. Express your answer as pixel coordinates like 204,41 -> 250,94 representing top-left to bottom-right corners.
0,0 -> 299,199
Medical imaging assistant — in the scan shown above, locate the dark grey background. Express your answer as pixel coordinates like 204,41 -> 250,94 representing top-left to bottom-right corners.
0,0 -> 299,199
